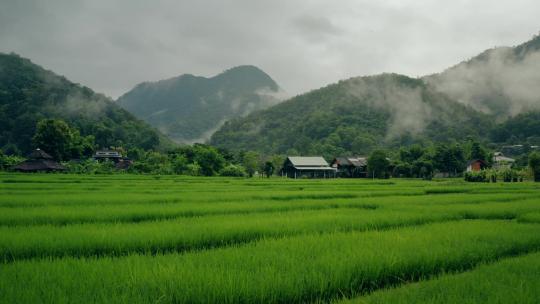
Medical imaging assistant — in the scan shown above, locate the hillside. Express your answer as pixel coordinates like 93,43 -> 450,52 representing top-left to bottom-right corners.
211,35 -> 540,156
490,110 -> 540,145
117,65 -> 283,143
0,53 -> 169,155
210,73 -> 492,157
424,35 -> 540,118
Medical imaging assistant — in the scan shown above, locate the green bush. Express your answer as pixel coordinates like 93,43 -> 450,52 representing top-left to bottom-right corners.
465,169 -> 525,183
464,171 -> 487,182
500,168 -> 515,182
0,151 -> 25,171
65,159 -> 116,174
219,165 -> 247,177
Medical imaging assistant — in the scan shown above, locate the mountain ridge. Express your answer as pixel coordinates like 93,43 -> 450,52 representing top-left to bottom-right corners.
210,72 -> 492,158
117,65 -> 283,143
424,34 -> 540,117
0,52 -> 170,154
210,34 -> 540,156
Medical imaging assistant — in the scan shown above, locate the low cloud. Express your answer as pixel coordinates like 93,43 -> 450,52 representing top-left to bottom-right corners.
2,0 -> 540,99
63,92 -> 109,118
425,43 -> 540,117
345,75 -> 433,139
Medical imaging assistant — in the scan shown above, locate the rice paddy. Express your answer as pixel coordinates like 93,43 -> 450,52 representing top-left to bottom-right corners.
1,173 -> 540,303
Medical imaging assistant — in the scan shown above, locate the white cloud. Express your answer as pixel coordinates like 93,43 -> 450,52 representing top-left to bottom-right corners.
1,0 -> 539,98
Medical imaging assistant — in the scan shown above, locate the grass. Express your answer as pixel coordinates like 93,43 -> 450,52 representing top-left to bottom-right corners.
341,251 -> 540,303
0,208 -> 450,261
4,198 -> 540,261
0,192 -> 536,226
1,173 -> 540,303
2,221 -> 540,303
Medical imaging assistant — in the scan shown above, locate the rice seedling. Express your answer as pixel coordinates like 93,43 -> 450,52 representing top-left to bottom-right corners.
341,251 -> 540,303
2,221 -> 540,303
2,173 -> 540,303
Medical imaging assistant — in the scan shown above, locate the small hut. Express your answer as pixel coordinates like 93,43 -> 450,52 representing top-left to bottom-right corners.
281,156 -> 336,178
12,149 -> 66,172
94,150 -> 123,163
94,150 -> 132,169
331,156 -> 368,178
466,159 -> 488,172
492,152 -> 515,170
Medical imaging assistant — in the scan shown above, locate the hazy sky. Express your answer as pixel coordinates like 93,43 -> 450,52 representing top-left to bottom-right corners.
1,0 -> 539,98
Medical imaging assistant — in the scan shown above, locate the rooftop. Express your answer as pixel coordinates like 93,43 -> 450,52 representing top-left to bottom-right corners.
28,148 -> 53,160
288,156 -> 330,167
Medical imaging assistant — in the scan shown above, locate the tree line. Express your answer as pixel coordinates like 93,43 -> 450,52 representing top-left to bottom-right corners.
367,143 -> 540,182
2,118 -> 540,181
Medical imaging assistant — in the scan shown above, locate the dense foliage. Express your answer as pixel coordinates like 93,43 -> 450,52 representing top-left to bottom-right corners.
367,150 -> 390,179
464,168 -> 527,183
490,111 -> 540,146
529,152 -> 540,182
0,150 -> 24,170
32,119 -> 94,160
0,53 -> 170,156
211,35 -> 540,157
57,143 -> 286,177
210,74 -> 493,158
117,65 -> 281,143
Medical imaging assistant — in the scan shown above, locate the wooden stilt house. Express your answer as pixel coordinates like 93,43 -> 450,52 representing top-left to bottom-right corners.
281,156 -> 336,178
12,149 -> 66,172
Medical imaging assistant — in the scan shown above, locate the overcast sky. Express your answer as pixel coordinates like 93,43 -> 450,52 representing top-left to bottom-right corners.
1,0 -> 539,98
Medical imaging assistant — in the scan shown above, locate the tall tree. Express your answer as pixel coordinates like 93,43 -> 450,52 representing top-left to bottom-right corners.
470,142 -> 487,160
32,119 -> 74,160
242,151 -> 260,177
263,161 -> 275,178
529,152 -> 540,182
367,150 -> 390,179
193,145 -> 225,176
433,144 -> 465,176
399,144 -> 425,163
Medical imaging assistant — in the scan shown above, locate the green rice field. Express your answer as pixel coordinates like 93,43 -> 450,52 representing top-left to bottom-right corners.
1,174 -> 540,303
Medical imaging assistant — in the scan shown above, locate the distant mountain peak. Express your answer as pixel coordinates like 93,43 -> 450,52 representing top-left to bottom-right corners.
209,70 -> 492,157
514,33 -> 540,55
117,65 -> 283,143
222,65 -> 266,74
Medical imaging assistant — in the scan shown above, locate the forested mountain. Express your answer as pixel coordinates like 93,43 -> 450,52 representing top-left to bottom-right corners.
211,35 -> 540,156
210,73 -> 492,158
4,34 -> 540,158
490,110 -> 540,145
117,65 -> 283,143
424,34 -> 540,118
0,53 -> 170,155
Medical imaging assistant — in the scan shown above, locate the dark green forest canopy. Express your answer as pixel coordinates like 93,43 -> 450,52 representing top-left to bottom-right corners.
490,111 -> 540,144
210,73 -> 494,158
211,33 -> 540,157
0,53 -> 171,155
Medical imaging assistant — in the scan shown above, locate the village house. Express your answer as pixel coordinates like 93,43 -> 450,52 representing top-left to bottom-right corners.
466,159 -> 488,172
281,156 -> 336,178
330,156 -> 368,178
12,148 -> 66,172
94,150 -> 123,162
94,150 -> 133,169
492,152 -> 515,170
